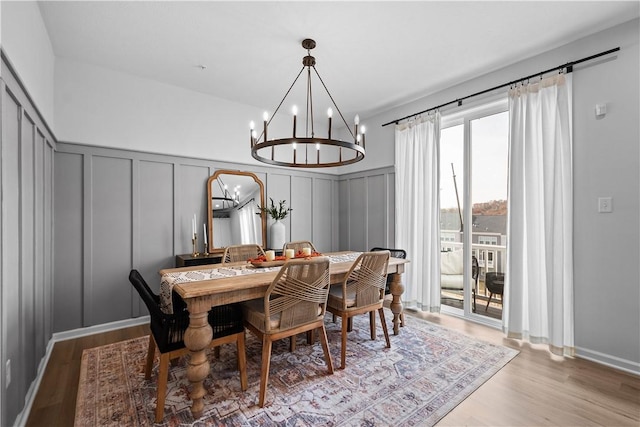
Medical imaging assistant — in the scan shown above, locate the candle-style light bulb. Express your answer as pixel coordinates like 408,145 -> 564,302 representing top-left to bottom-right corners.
292,105 -> 298,137
327,108 -> 333,140
263,111 -> 268,142
316,143 -> 320,150
354,114 -> 360,140
250,121 -> 255,130
249,121 -> 255,146
361,125 -> 366,148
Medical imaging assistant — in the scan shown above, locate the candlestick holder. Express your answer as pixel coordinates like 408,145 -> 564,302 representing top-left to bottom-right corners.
191,234 -> 199,257
203,242 -> 209,256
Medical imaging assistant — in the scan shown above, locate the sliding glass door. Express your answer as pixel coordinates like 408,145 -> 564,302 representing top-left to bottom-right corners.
439,98 -> 508,324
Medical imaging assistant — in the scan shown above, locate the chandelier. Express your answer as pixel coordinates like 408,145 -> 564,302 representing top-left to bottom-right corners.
250,39 -> 365,168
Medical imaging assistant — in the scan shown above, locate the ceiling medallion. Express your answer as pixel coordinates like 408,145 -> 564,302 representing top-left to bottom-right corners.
249,38 -> 365,168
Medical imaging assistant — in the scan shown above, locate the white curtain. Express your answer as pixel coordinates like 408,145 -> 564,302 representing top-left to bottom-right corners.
395,113 -> 441,312
505,73 -> 574,356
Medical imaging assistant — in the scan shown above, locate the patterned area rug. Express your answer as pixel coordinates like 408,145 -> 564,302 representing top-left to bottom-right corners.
75,309 -> 517,426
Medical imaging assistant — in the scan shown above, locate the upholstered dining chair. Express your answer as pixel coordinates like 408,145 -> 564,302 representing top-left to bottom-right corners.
222,243 -> 265,263
241,257 -> 334,407
283,240 -> 318,253
129,269 -> 248,422
371,247 -> 407,326
326,251 -> 391,369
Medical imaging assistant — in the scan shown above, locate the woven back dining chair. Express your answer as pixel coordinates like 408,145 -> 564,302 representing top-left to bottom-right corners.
326,250 -> 391,369
241,257 -> 334,407
222,244 -> 265,263
129,269 -> 248,422
283,240 -> 317,253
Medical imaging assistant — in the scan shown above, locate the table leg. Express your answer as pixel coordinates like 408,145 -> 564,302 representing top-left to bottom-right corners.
183,301 -> 213,420
388,272 -> 405,335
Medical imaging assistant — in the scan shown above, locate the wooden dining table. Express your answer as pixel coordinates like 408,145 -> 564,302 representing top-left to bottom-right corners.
158,251 -> 408,420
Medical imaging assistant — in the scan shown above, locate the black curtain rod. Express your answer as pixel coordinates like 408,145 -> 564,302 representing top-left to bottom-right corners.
382,46 -> 620,127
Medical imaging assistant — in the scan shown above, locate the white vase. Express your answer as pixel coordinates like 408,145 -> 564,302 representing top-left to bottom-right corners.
270,220 -> 286,250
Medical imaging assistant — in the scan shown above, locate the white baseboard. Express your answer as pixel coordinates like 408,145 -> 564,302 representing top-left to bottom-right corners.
13,316 -> 150,427
576,346 -> 640,376
52,316 -> 150,342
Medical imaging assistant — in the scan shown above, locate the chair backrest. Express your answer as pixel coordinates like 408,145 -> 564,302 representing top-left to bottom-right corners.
263,257 -> 330,332
129,269 -> 162,317
371,247 -> 406,259
283,240 -> 317,253
341,251 -> 390,309
223,244 -> 265,263
485,272 -> 505,293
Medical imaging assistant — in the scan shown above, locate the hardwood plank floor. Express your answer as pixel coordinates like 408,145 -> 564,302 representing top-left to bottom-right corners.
25,313 -> 639,426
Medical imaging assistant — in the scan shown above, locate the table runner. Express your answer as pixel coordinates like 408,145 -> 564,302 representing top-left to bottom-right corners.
160,252 -> 362,313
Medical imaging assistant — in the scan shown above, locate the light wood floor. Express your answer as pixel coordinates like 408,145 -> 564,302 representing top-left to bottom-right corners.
26,311 -> 639,426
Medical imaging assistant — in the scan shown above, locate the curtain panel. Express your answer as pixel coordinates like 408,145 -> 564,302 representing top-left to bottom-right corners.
395,113 -> 441,312
505,74 -> 574,356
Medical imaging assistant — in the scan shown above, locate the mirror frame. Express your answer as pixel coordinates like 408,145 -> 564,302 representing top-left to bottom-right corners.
207,169 -> 267,250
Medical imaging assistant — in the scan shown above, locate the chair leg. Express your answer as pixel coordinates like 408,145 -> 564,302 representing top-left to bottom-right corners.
347,317 -> 353,332
485,292 -> 493,311
369,311 -> 376,340
155,353 -> 170,423
289,336 -> 296,352
258,336 -> 273,407
145,335 -> 155,379
378,308 -> 391,348
236,332 -> 248,391
400,311 -> 405,327
340,314 -> 348,370
318,326 -> 334,374
214,346 -> 221,359
306,330 -> 315,345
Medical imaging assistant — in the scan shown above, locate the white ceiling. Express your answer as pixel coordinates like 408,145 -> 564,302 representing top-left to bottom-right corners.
38,1 -> 639,119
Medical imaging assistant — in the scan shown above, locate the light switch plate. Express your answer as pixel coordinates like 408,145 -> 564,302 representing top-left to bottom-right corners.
598,197 -> 613,213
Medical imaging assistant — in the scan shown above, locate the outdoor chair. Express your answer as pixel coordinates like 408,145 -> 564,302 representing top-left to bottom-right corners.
484,271 -> 505,311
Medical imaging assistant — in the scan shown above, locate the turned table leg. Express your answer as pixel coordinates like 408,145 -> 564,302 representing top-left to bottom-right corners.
183,301 -> 213,420
388,272 -> 405,335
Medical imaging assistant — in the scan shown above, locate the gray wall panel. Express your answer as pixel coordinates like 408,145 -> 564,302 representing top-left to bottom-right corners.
138,160 -> 175,295
313,178 -> 333,253
338,180 -> 349,250
291,176 -> 312,243
20,114 -> 35,382
90,156 -> 133,325
2,91 -> 23,423
348,178 -> 366,251
367,174 -> 386,250
53,152 -> 83,332
338,168 -> 396,252
178,164 -> 210,255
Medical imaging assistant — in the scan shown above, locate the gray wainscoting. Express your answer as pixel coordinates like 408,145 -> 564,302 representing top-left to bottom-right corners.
1,58 -> 56,426
53,143 -> 348,331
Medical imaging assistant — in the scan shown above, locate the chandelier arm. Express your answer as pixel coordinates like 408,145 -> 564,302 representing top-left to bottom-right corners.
312,66 -> 356,140
257,66 -> 306,142
308,67 -> 315,137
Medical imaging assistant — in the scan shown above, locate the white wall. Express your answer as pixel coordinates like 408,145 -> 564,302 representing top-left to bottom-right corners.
54,58 -> 342,174
0,1 -> 55,127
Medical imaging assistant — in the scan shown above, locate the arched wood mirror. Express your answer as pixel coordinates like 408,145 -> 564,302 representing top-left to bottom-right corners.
207,170 -> 267,251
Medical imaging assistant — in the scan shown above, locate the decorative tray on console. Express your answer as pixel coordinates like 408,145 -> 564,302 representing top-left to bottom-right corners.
249,252 -> 323,268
